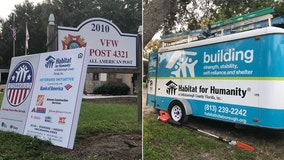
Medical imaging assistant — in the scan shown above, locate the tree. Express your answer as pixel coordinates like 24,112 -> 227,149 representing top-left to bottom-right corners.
143,0 -> 179,47
143,0 -> 284,48
0,0 -> 142,68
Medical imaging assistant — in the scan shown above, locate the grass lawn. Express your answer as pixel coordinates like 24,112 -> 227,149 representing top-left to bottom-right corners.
144,113 -> 259,160
0,93 -> 141,159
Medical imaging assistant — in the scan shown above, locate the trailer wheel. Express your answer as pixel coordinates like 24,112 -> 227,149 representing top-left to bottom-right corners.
169,101 -> 188,123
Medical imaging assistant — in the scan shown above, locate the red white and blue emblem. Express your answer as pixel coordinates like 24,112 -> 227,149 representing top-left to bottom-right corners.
6,61 -> 33,107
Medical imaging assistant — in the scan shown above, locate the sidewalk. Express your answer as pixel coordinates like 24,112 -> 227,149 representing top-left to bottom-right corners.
82,94 -> 137,105
83,94 -> 137,99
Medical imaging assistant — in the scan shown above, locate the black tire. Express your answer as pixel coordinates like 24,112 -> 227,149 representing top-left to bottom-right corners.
168,101 -> 188,123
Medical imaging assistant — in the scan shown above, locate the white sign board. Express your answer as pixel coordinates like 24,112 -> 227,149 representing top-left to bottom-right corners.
0,48 -> 89,149
58,18 -> 137,68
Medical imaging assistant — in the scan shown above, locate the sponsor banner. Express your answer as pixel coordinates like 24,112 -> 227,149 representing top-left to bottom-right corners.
156,78 -> 284,109
0,48 -> 89,149
157,34 -> 284,78
58,18 -> 137,68
0,55 -> 40,134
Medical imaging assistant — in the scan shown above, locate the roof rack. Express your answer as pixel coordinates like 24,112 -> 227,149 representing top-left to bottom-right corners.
160,7 -> 284,47
160,29 -> 209,47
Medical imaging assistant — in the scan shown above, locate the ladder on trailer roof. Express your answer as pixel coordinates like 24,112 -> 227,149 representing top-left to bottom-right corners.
210,7 -> 275,35
160,7 -> 284,47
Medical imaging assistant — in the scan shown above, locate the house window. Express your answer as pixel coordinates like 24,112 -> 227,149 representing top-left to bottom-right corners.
93,73 -> 99,80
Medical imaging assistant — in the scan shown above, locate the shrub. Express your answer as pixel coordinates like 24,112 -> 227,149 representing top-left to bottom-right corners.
92,84 -> 102,94
94,83 -> 130,95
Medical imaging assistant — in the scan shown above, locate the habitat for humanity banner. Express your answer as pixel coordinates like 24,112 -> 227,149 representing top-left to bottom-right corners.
0,48 -> 89,149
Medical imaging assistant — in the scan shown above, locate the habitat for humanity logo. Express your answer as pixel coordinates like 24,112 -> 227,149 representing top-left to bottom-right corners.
161,50 -> 198,77
6,61 -> 33,107
45,56 -> 56,68
45,55 -> 72,68
166,80 -> 177,95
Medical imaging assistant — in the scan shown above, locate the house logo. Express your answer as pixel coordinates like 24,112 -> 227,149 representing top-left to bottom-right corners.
78,53 -> 83,58
6,61 -> 33,107
166,80 -> 177,95
61,34 -> 87,50
45,56 -> 56,68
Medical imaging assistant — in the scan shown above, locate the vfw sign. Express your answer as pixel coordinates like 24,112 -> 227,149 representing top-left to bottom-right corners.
58,18 -> 137,68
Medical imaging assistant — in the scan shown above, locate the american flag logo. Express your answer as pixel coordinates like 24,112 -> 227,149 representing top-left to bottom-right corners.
12,27 -> 17,41
6,61 -> 33,107
64,84 -> 72,90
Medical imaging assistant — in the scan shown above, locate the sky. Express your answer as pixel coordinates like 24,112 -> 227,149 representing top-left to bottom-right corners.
0,0 -> 44,19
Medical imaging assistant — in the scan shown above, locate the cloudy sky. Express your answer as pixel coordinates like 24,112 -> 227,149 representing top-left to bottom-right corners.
0,0 -> 44,19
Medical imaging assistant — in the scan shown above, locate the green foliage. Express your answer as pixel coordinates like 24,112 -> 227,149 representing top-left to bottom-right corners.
212,0 -> 278,23
159,0 -> 284,35
0,0 -> 141,68
0,131 -> 55,160
92,83 -> 102,94
94,83 -> 130,95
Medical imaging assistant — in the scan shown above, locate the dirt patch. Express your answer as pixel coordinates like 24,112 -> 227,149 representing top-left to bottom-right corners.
46,132 -> 142,160
46,96 -> 141,159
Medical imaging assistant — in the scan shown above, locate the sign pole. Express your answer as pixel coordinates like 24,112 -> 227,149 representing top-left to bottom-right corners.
46,13 -> 57,52
137,26 -> 142,122
12,14 -> 16,57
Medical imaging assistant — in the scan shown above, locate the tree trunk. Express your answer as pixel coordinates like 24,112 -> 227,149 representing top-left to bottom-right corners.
143,0 -> 178,47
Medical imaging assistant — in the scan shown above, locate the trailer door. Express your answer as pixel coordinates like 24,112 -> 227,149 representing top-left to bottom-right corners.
146,52 -> 158,107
